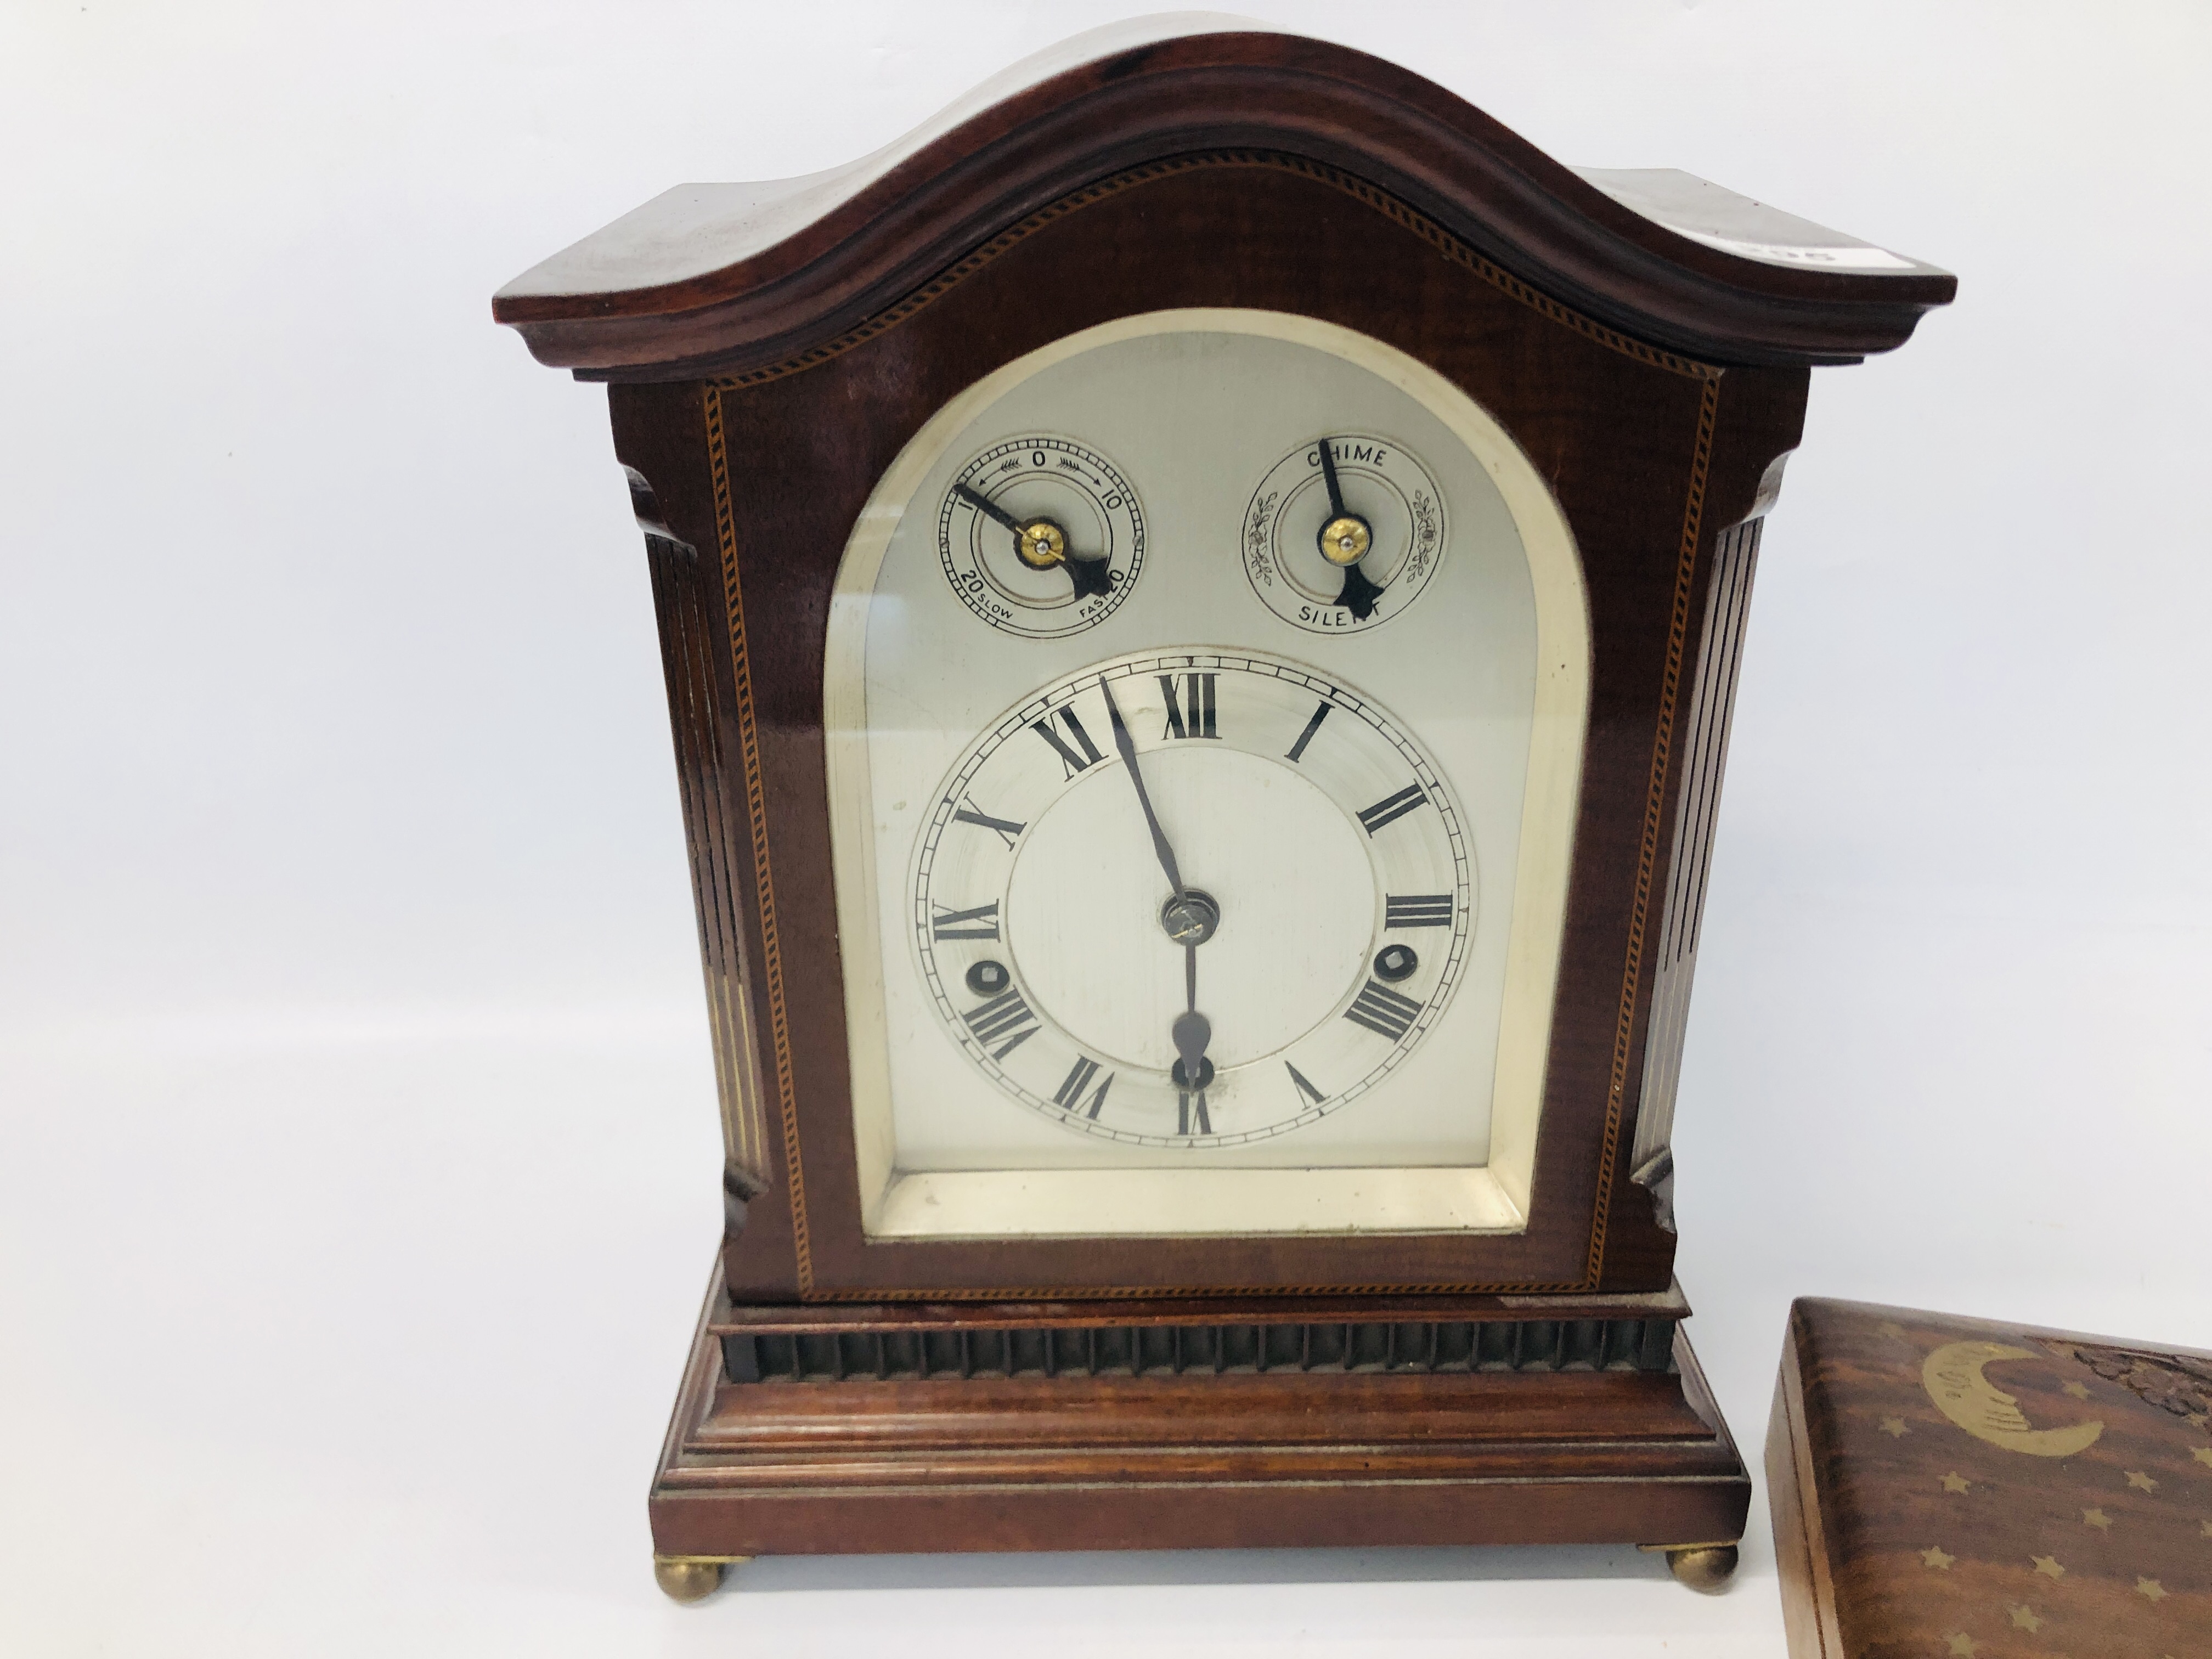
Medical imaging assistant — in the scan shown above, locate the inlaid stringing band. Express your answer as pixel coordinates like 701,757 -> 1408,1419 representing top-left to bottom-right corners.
705,387 -> 812,1290
702,160 -> 1729,1301
1589,373 -> 1722,1287
711,150 -> 1722,392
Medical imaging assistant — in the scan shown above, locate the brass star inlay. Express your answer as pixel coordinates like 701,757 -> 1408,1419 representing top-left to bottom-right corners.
1880,1415 -> 1910,1438
2136,1577 -> 2168,1602
2084,1508 -> 2113,1531
1878,1320 -> 1908,1339
2127,1470 -> 2159,1492
2192,1447 -> 2212,1469
2200,1519 -> 2212,1538
1946,1634 -> 1979,1657
1921,1545 -> 1955,1570
2062,1380 -> 2092,1400
1942,1472 -> 1972,1494
2007,1603 -> 2045,1633
2033,1554 -> 2066,1579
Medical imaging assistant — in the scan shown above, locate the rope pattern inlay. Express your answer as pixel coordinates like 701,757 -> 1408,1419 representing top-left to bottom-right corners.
1587,373 -> 1723,1285
709,150 -> 1722,391
706,386 -> 812,1293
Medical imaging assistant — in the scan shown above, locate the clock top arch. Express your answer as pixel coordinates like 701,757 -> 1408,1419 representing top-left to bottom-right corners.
492,15 -> 1954,381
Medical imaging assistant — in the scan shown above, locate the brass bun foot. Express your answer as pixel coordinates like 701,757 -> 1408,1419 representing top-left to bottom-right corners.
1656,1543 -> 1739,1593
654,1555 -> 747,1602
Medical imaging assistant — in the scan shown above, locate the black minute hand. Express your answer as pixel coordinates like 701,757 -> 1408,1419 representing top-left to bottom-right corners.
1318,435 -> 1348,520
1098,676 -> 1215,1115
1317,438 -> 1383,622
954,479 -> 1024,537
1098,675 -> 1184,900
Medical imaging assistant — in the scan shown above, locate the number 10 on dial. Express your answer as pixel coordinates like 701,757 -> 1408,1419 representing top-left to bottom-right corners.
911,651 -> 1473,1149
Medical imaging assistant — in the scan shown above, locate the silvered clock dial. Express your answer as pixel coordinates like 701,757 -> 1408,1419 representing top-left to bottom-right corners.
910,650 -> 1472,1148
825,307 -> 1589,1240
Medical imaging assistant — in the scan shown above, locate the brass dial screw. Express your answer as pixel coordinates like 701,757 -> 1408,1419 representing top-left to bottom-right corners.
1015,518 -> 1069,569
1318,514 -> 1372,566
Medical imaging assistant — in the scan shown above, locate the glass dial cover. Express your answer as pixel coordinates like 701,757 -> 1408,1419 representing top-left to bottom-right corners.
911,649 -> 1474,1148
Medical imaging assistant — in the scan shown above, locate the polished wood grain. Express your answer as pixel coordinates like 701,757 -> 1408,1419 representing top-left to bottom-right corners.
650,1259 -> 1751,1566
494,22 -> 1952,378
496,19 -> 1951,1582
1769,1298 -> 2212,1656
601,159 -> 1810,1301
710,1283 -> 1695,1331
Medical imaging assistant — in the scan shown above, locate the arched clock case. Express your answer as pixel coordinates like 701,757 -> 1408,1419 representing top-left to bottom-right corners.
493,21 -> 1952,1599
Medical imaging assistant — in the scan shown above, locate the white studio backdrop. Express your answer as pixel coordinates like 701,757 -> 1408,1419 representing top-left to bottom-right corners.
3,2 -> 2208,1652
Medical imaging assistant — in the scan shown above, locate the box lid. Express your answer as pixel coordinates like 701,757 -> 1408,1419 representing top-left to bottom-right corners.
1770,1297 -> 2212,1657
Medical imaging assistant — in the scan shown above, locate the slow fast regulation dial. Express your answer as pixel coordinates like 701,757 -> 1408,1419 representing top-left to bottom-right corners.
911,650 -> 1473,1148
939,436 -> 1145,637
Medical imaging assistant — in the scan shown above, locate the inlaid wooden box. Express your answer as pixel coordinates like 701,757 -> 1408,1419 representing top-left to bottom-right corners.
1769,1297 -> 2212,1656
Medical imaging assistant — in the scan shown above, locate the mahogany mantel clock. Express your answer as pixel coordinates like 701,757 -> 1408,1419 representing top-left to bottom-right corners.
493,19 -> 1952,1600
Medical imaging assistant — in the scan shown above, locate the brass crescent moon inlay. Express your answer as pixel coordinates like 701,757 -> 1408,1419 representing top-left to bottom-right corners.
1922,1341 -> 2105,1457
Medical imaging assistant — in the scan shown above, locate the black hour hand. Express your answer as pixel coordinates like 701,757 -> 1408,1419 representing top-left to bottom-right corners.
1066,552 -> 1113,600
1337,559 -> 1383,620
